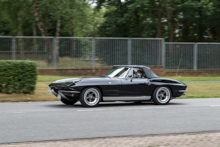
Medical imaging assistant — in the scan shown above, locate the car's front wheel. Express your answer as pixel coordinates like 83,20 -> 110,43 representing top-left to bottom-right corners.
80,87 -> 101,107
152,87 -> 171,105
61,98 -> 77,105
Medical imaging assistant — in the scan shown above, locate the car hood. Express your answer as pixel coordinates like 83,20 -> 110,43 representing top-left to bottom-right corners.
49,78 -> 81,87
49,77 -> 116,88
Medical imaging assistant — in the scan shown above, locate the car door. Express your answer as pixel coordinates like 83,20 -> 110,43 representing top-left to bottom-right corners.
121,78 -> 139,96
131,78 -> 151,96
121,68 -> 151,96
101,78 -> 121,97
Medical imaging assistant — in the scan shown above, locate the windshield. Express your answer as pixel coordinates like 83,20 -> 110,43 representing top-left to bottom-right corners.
103,67 -> 129,78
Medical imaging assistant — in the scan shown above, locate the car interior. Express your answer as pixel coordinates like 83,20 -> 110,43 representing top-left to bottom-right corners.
133,68 -> 147,78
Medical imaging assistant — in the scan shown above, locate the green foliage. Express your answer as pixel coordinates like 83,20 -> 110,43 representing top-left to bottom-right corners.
0,0 -> 105,37
0,60 -> 37,94
97,0 -> 220,42
1,0 -> 220,42
97,0 -> 164,37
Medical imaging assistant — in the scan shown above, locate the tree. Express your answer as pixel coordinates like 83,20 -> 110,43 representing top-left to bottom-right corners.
32,0 -> 48,36
157,0 -> 162,38
166,0 -> 175,42
0,0 -> 31,59
1,0 -> 220,42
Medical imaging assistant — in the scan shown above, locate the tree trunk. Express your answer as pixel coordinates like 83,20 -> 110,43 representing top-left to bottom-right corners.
156,0 -> 163,66
151,0 -> 157,37
33,19 -> 38,51
182,22 -> 189,41
157,0 -> 162,38
197,0 -> 203,41
17,8 -> 24,60
216,1 -> 220,40
55,2 -> 62,65
217,23 -> 220,41
32,0 -> 52,65
32,0 -> 48,36
45,6 -> 48,34
70,15 -> 76,58
166,0 -> 175,42
181,0 -> 189,41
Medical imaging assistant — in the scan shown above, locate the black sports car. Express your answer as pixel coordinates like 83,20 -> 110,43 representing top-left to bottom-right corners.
48,65 -> 188,107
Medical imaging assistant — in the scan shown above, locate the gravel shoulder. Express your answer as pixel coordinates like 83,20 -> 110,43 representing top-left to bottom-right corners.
1,132 -> 220,147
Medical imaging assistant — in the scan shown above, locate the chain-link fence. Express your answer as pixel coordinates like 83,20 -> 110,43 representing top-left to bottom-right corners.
165,42 -> 194,70
0,36 -> 220,70
0,36 -> 164,68
165,42 -> 220,70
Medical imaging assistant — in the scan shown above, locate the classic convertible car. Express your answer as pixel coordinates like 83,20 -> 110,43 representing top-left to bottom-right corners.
48,65 -> 188,107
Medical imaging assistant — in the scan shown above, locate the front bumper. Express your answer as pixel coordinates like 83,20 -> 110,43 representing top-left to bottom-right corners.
178,90 -> 189,92
48,88 -> 80,99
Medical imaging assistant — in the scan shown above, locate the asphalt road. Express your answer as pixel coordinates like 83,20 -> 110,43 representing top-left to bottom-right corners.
0,98 -> 220,144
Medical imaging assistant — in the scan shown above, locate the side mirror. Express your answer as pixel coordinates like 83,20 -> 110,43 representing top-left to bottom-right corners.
128,75 -> 133,82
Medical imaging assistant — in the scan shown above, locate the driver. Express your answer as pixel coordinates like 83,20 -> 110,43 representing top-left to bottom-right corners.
137,69 -> 142,78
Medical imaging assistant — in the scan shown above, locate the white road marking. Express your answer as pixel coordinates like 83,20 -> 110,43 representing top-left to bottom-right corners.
0,110 -> 64,114
122,107 -> 166,110
141,107 -> 169,109
210,105 -> 220,107
14,112 -> 25,113
77,109 -> 106,112
94,109 -> 106,111
77,107 -> 170,112
1,104 -> 219,114
77,110 -> 93,112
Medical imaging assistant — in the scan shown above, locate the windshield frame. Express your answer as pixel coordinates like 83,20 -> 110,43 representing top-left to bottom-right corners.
102,67 -> 131,78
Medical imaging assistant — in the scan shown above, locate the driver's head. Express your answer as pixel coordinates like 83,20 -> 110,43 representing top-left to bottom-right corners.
137,69 -> 142,78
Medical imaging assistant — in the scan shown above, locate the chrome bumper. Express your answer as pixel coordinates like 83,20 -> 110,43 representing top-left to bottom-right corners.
48,88 -> 80,99
48,88 -> 57,95
58,90 -> 80,94
179,90 -> 189,92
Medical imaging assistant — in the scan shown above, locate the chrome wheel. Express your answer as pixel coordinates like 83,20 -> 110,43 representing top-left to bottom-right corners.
84,88 -> 100,106
156,87 -> 171,104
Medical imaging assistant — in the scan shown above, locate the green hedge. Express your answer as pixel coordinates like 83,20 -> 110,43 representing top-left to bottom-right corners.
0,60 -> 37,94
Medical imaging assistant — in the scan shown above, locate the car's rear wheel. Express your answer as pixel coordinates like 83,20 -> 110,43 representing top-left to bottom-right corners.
80,87 -> 101,107
61,98 -> 77,105
152,87 -> 171,105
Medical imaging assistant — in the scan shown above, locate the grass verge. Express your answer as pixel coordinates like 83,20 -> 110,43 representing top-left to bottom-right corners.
37,75 -> 220,82
0,82 -> 219,102
37,57 -> 102,68
181,82 -> 220,98
160,76 -> 220,81
37,75 -> 81,82
0,83 -> 56,102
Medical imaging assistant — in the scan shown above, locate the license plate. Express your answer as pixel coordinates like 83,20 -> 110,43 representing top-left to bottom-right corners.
57,94 -> 61,99
48,88 -> 53,95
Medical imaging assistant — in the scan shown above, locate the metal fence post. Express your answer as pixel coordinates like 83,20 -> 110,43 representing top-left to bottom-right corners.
12,36 -> 16,60
128,38 -> 131,65
162,38 -> 165,68
193,43 -> 198,71
52,37 -> 57,68
92,37 -> 95,68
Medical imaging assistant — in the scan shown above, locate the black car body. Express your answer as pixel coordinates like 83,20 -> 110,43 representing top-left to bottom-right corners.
48,65 -> 188,107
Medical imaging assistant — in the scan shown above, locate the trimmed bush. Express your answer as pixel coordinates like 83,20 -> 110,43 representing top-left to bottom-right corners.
0,60 -> 37,94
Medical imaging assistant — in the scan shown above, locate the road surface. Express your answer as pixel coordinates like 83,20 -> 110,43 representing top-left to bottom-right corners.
0,98 -> 220,144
